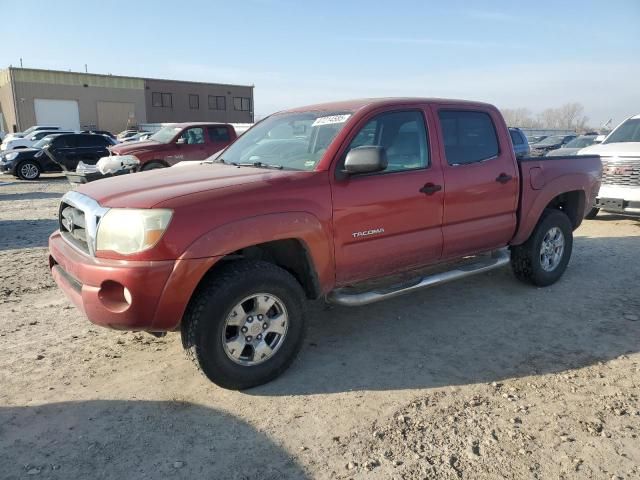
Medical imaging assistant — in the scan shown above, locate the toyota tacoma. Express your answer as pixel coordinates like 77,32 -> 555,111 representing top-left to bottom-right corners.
49,98 -> 601,389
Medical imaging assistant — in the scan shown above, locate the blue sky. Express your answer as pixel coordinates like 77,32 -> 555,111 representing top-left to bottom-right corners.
2,0 -> 639,125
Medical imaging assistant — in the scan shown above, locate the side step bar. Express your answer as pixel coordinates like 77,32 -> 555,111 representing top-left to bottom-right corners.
327,249 -> 511,307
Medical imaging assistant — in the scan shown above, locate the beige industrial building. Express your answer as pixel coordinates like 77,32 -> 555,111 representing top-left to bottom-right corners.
0,67 -> 254,134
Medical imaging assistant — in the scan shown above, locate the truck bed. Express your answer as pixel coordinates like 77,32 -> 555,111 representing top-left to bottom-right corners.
512,154 -> 601,245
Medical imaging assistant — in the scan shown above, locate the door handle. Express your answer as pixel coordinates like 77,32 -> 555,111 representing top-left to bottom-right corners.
419,183 -> 442,195
496,173 -> 512,184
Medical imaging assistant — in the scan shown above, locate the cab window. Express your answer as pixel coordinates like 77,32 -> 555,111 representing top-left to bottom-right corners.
180,127 -> 205,145
345,111 -> 429,173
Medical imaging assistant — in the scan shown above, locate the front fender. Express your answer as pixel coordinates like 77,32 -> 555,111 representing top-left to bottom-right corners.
179,211 -> 335,293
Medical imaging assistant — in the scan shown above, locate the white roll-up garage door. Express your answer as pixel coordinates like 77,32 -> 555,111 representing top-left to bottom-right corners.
34,99 -> 80,130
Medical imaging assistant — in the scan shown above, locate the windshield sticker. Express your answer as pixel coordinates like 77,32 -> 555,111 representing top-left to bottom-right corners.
312,114 -> 351,127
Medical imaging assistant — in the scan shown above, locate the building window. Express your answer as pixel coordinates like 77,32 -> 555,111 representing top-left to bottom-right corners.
208,95 -> 226,110
189,94 -> 200,110
233,97 -> 251,111
152,92 -> 173,108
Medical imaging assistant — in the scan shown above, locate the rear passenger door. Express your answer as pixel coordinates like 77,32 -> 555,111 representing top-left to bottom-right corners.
434,107 -> 518,258
207,126 -> 232,155
75,135 -> 111,165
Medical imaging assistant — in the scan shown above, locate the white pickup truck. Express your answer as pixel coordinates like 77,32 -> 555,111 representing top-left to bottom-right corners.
580,114 -> 640,217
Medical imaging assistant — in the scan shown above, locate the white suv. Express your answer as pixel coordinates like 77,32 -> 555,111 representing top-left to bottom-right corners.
580,114 -> 640,217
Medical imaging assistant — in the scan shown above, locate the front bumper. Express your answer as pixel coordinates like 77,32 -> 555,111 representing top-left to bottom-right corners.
0,161 -> 14,174
595,185 -> 640,215
48,231 -> 219,331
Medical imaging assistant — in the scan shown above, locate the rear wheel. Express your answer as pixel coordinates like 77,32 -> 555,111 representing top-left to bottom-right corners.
16,160 -> 41,180
510,209 -> 573,287
181,260 -> 307,390
585,207 -> 599,219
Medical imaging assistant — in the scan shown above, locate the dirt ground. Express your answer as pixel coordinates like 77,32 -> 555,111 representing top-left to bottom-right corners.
0,174 -> 639,480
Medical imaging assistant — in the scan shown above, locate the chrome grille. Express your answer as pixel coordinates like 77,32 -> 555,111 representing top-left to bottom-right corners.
58,191 -> 109,256
600,157 -> 640,187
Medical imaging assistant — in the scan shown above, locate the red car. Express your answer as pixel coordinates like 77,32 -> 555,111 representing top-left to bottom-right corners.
49,98 -> 601,389
109,122 -> 237,170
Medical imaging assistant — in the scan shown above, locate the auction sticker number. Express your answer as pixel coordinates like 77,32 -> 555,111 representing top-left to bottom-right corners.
312,114 -> 351,127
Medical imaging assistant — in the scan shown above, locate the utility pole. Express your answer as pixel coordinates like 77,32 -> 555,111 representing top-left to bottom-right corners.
85,64 -> 88,73
19,58 -> 23,68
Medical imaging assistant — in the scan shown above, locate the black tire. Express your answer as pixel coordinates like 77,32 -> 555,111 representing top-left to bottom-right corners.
510,209 -> 573,287
16,160 -> 41,180
181,260 -> 307,390
142,161 -> 166,171
585,207 -> 599,220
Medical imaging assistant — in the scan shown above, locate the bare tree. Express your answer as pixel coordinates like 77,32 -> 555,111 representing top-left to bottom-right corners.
503,102 -> 592,131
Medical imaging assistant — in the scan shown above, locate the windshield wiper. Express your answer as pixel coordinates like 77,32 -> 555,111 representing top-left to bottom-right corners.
234,161 -> 284,170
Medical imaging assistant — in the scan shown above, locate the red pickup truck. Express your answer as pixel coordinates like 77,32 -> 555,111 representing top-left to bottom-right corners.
49,98 -> 601,390
110,122 -> 237,170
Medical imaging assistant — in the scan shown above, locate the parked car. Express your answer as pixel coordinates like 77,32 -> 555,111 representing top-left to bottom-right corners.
579,113 -> 640,218
546,135 -> 598,157
509,127 -> 530,158
0,134 -> 64,179
527,135 -> 548,145
1,129 -> 73,151
82,130 -> 116,140
2,125 -> 61,143
109,122 -> 238,170
118,131 -> 152,143
529,134 -> 577,156
41,133 -> 117,174
48,98 -> 601,390
1,133 -> 115,180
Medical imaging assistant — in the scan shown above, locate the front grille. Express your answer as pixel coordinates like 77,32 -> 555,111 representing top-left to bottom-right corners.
57,191 -> 109,256
59,203 -> 90,253
600,157 -> 640,187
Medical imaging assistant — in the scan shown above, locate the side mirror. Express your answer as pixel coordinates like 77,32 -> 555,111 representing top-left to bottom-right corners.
176,137 -> 186,145
343,146 -> 387,175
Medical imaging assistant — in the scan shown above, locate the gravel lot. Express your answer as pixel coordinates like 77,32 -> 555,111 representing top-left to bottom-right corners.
1,175 -> 639,480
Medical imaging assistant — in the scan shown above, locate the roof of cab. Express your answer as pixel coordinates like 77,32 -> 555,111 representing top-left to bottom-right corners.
282,97 -> 496,114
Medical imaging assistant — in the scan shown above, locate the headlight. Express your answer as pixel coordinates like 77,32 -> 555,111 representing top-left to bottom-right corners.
5,152 -> 18,161
96,208 -> 173,254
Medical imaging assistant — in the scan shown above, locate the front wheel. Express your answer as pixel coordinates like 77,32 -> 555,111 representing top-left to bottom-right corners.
16,160 -> 41,180
181,260 -> 307,390
510,209 -> 573,287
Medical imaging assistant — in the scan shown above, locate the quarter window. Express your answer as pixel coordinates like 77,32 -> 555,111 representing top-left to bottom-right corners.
345,111 -> 429,173
439,110 -> 499,165
208,95 -> 226,110
233,97 -> 251,111
189,94 -> 199,110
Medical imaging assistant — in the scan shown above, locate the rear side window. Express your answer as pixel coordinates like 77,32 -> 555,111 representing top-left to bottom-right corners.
509,130 -> 524,145
53,135 -> 76,148
208,126 -> 230,142
439,110 -> 499,165
76,135 -> 103,147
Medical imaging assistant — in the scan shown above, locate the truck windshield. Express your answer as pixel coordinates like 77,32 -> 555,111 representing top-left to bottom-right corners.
149,126 -> 181,144
212,111 -> 352,170
604,118 -> 640,144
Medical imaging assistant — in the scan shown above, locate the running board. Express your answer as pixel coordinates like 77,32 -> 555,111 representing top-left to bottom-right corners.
327,249 -> 511,307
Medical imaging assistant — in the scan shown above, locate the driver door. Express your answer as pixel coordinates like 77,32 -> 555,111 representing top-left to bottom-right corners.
167,127 -> 208,164
330,109 -> 444,285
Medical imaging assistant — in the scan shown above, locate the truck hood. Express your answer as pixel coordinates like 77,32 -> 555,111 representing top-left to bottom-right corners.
579,142 -> 640,157
76,163 -> 299,208
110,140 -> 163,155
